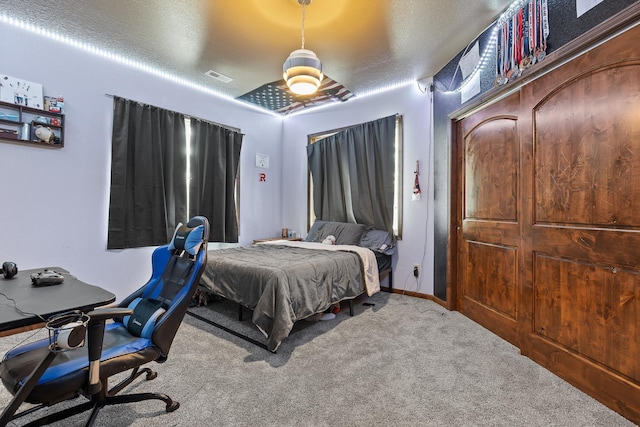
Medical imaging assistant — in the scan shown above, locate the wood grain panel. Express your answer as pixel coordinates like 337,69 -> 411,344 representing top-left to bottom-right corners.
465,241 -> 517,320
457,92 -> 521,348
532,225 -> 640,268
454,16 -> 640,424
534,254 -> 640,382
462,220 -> 519,246
520,23 -> 640,423
534,62 -> 640,227
465,118 -> 518,221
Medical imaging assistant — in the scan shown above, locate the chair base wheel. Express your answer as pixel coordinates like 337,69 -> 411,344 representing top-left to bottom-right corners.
167,401 -> 180,412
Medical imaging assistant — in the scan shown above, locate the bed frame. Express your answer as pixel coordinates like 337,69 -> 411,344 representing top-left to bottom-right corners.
188,221 -> 394,351
187,267 -> 392,352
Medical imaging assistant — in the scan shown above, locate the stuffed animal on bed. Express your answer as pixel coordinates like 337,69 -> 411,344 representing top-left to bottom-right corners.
321,235 -> 336,245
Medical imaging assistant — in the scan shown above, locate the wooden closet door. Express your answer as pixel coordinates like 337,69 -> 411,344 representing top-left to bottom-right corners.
456,92 -> 522,347
519,25 -> 640,420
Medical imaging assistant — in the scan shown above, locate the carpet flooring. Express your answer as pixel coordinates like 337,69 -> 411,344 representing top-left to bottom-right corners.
0,292 -> 635,426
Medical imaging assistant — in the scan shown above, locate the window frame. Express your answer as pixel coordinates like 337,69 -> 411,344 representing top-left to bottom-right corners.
306,115 -> 403,238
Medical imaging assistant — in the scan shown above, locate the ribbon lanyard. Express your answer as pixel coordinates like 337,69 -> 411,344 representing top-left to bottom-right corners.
494,0 -> 549,86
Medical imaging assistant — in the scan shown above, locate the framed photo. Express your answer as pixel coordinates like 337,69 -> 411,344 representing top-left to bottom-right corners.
0,75 -> 44,110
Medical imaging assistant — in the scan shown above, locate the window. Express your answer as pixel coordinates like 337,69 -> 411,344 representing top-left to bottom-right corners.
185,117 -> 241,230
307,114 -> 403,237
108,97 -> 242,249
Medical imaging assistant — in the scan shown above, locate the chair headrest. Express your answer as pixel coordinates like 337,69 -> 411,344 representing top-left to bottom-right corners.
186,216 -> 209,240
168,223 -> 204,255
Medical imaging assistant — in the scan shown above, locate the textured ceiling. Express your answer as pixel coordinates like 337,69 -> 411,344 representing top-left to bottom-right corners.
2,0 -> 513,108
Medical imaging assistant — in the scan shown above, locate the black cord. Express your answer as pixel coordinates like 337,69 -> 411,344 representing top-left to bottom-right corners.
0,292 -> 50,363
0,291 -> 47,323
1,325 -> 48,363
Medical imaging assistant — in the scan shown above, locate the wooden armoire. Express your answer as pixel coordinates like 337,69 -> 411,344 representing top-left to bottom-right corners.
452,9 -> 640,424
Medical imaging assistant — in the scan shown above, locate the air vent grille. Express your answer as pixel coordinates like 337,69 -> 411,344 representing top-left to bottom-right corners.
205,70 -> 233,83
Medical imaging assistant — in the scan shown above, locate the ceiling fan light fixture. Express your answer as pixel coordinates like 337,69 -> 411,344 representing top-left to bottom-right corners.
283,0 -> 323,96
283,48 -> 323,95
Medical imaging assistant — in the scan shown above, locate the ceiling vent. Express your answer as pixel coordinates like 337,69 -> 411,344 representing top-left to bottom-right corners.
205,70 -> 233,83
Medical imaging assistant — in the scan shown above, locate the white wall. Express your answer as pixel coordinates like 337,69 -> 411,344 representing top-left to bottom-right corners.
0,21 -> 436,301
0,22 -> 283,301
281,84 -> 435,294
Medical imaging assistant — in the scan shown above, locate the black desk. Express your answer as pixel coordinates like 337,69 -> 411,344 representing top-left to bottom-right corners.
0,267 -> 116,336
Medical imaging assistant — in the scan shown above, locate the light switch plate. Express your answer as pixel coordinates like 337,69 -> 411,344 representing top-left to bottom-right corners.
255,153 -> 269,168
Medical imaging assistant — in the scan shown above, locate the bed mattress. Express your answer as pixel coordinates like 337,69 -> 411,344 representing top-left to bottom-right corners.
200,241 -> 379,351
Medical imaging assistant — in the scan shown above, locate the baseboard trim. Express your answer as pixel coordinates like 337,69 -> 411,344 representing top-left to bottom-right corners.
380,287 -> 452,310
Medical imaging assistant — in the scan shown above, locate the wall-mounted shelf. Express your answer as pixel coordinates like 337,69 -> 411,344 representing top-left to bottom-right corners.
0,101 -> 65,148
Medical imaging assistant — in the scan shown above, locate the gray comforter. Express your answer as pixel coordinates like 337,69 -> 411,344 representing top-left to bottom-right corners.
200,242 -> 377,351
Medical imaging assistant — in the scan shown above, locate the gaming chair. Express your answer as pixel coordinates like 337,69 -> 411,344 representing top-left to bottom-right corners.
0,216 -> 209,426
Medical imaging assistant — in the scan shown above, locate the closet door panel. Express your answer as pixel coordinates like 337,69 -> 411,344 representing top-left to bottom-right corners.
534,62 -> 640,227
533,254 -> 640,381
457,92 -> 521,347
520,24 -> 640,421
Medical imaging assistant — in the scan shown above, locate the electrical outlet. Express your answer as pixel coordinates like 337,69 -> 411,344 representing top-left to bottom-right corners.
413,264 -> 419,278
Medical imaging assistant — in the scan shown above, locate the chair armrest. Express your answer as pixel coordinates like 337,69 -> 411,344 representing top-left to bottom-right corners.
83,307 -> 134,395
85,308 -> 134,365
87,307 -> 133,323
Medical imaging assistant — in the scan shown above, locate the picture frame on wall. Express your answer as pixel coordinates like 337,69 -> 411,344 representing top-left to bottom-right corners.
0,75 -> 44,110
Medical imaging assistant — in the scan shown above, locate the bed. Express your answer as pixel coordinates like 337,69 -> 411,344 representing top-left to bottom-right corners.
197,221 -> 395,351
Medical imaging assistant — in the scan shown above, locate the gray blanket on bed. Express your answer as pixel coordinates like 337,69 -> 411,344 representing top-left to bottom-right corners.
200,244 -> 365,351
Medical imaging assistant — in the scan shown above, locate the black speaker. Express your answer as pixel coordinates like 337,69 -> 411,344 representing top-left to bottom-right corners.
1,261 -> 18,279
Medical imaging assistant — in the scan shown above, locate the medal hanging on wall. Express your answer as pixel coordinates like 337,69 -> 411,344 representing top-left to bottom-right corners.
505,16 -> 514,81
534,0 -> 549,62
509,13 -> 521,81
529,0 -> 537,66
519,6 -> 532,71
494,0 -> 550,86
494,20 -> 508,86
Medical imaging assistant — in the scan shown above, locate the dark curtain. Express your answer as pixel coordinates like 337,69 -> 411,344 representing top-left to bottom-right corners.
108,97 -> 187,249
189,119 -> 243,242
307,114 -> 396,234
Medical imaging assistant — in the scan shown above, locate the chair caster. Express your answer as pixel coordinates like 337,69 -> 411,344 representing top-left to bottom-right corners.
145,370 -> 158,380
166,401 -> 180,412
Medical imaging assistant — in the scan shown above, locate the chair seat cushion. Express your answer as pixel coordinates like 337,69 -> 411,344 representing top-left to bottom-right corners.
0,323 -> 160,404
